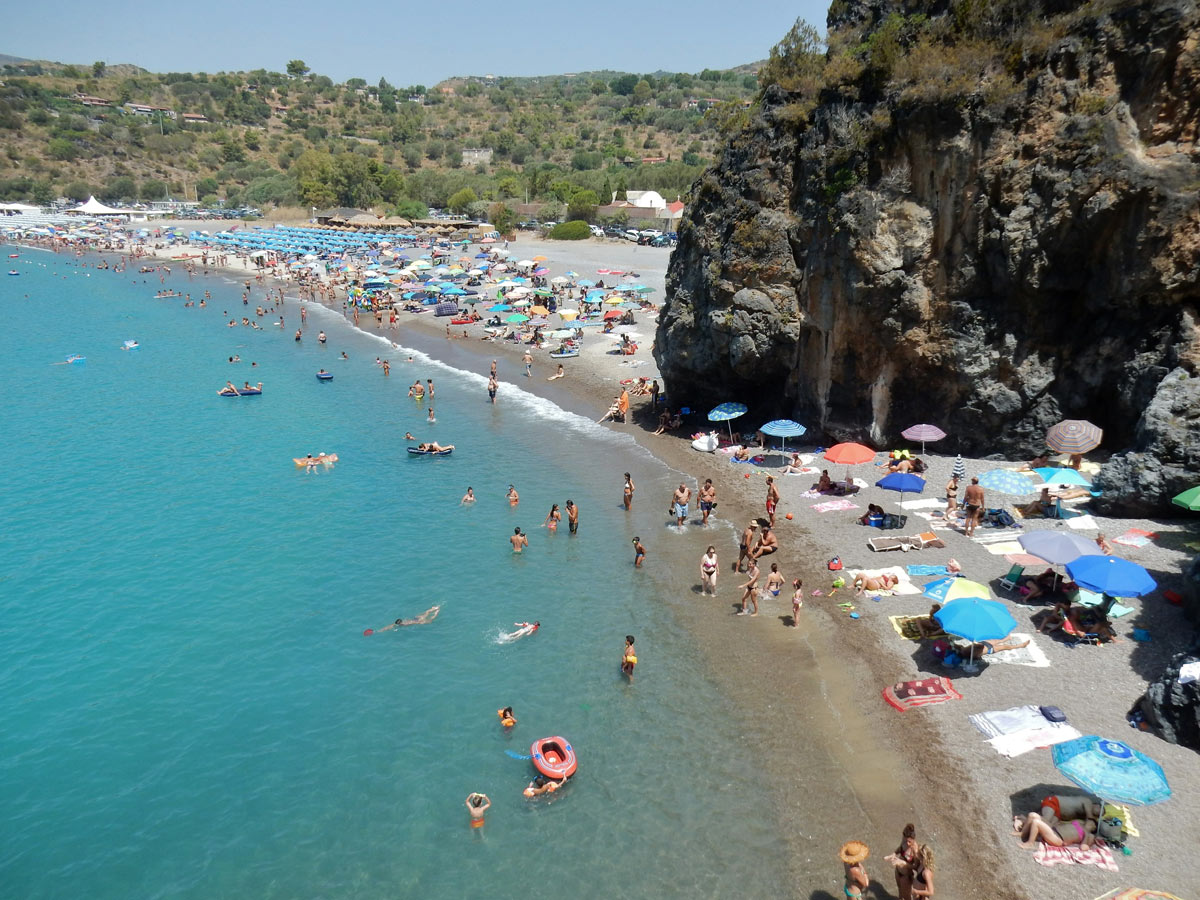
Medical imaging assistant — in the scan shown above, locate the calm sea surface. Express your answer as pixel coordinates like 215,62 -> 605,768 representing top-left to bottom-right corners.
0,247 -> 790,898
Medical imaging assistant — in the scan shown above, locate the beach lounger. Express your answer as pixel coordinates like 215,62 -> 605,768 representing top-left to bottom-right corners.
868,536 -> 912,552
996,563 -> 1025,594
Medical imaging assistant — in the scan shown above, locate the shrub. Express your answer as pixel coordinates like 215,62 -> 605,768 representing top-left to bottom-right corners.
547,220 -> 590,240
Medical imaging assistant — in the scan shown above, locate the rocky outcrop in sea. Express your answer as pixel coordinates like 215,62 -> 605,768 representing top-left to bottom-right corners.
655,0 -> 1200,514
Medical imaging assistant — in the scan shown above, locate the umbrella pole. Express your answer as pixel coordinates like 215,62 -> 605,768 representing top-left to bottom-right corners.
727,421 -> 734,443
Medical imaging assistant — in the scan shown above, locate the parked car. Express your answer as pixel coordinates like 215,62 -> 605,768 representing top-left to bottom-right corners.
603,225 -> 626,238
589,225 -> 605,237
623,230 -> 641,242
650,235 -> 676,248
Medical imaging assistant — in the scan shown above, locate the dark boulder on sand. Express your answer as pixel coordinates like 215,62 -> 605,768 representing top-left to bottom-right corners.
655,0 -> 1200,513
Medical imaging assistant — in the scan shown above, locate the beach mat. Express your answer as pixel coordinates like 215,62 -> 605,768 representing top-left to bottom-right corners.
1067,515 -> 1099,531
1006,553 -> 1048,567
1031,839 -> 1119,872
889,614 -> 945,642
852,566 -> 920,595
1112,528 -> 1156,548
906,564 -> 950,576
882,676 -> 962,712
987,724 -> 1081,757
811,498 -> 859,513
985,541 -> 1025,556
900,498 -> 945,510
968,633 -> 1049,668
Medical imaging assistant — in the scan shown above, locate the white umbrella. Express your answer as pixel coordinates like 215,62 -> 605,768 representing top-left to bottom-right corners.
551,276 -> 570,284
517,259 -> 534,268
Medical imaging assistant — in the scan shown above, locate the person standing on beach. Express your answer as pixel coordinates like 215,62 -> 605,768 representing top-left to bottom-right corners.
700,546 -> 719,595
523,350 -> 533,377
488,373 -> 498,403
698,478 -> 716,525
623,473 -> 635,511
791,579 -> 803,625
672,483 -> 691,527
736,521 -> 758,572
765,476 -> 780,527
763,563 -> 784,599
945,475 -> 959,515
566,499 -> 579,535
510,527 -> 528,552
963,477 -> 984,537
738,561 -> 760,616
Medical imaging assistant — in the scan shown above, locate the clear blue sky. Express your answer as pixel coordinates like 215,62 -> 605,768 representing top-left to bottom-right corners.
4,0 -> 829,86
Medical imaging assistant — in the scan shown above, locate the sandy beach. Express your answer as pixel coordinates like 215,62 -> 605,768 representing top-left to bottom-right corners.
52,226 -> 1200,898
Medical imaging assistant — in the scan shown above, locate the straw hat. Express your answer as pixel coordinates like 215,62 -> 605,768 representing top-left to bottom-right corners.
839,841 -> 869,864
748,520 -> 759,528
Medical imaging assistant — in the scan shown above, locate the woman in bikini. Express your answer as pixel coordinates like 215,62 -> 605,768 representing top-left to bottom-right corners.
700,546 -> 719,595
1015,812 -> 1096,849
839,841 -> 870,898
885,823 -> 918,900
791,579 -> 804,625
544,504 -> 561,533
763,562 -> 785,598
910,844 -> 935,898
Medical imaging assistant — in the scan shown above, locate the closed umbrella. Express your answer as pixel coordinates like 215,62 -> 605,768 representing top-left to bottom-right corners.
901,423 -> 947,455
875,472 -> 926,496
1066,556 -> 1157,597
1046,419 -> 1103,454
759,419 -> 807,453
707,402 -> 748,441
1171,486 -> 1200,511
1052,736 -> 1171,806
934,597 -> 1016,671
952,454 -> 967,479
824,442 -> 876,465
978,468 -> 1037,496
1018,531 -> 1103,566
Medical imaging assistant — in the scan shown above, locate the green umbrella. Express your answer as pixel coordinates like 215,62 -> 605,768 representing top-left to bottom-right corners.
505,313 -> 530,323
1172,486 -> 1200,511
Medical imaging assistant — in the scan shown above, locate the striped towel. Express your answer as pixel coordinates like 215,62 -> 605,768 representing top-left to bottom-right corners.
1031,839 -> 1119,872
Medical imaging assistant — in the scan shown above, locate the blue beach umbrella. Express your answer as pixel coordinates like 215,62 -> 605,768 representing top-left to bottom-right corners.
707,402 -> 748,441
759,418 -> 806,452
876,472 -> 926,496
977,468 -> 1037,496
1066,556 -> 1157,597
934,597 -> 1017,670
1052,736 -> 1171,806
488,304 -> 512,312
1032,467 -> 1092,488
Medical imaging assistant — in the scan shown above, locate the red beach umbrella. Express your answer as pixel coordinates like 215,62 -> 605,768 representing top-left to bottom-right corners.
824,442 -> 876,465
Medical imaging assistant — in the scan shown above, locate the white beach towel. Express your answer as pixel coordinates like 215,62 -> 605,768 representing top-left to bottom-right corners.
900,498 -> 946,510
969,705 -> 1048,738
1066,515 -> 1099,531
849,566 -> 921,595
988,725 -> 1082,757
973,530 -> 1024,544
985,541 -> 1025,556
965,633 -> 1049,668
912,511 -> 953,530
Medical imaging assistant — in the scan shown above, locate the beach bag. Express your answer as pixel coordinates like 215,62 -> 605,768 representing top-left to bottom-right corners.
1039,705 -> 1067,723
827,557 -> 843,571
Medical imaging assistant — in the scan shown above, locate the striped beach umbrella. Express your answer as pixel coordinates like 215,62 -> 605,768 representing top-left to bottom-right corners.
900,423 -> 947,455
760,419 -> 806,452
952,454 -> 967,479
978,468 -> 1037,496
1046,419 -> 1103,454
1052,736 -> 1170,806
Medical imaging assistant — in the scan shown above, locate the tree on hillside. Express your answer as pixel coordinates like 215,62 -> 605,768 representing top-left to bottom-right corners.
92,61 -> 106,78
287,60 -> 310,78
566,189 -> 599,222
615,177 -> 627,201
393,198 -> 427,220
63,180 -> 92,201
447,186 -> 477,214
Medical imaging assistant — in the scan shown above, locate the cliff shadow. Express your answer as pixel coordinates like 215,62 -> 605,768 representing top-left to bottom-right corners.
1009,782 -> 1093,817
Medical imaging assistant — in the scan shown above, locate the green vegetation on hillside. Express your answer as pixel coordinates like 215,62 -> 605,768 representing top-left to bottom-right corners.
0,59 -> 759,218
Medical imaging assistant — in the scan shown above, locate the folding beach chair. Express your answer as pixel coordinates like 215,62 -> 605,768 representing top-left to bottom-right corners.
996,563 -> 1024,594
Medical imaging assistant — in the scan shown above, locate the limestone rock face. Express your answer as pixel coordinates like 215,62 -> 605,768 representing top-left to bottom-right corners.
655,0 -> 1200,511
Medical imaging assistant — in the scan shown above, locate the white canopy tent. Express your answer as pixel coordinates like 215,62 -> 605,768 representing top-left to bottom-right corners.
70,196 -> 137,216
0,201 -> 41,212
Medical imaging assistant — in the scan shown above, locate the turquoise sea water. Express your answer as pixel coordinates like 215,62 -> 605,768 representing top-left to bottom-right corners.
0,248 -> 791,898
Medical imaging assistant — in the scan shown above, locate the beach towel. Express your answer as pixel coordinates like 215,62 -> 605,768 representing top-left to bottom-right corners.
851,566 -> 921,595
900,498 -> 945,510
970,705 -> 1050,739
964,633 -> 1050,668
729,456 -> 767,465
985,541 -> 1025,556
889,614 -> 945,642
987,724 -> 1081,757
1066,514 -> 1099,531
912,511 -> 953,530
1005,553 -> 1048,567
973,530 -> 1024,544
812,498 -> 859,513
1112,528 -> 1155,548
1031,839 -> 1119,872
882,676 -> 961,712
906,564 -> 950,576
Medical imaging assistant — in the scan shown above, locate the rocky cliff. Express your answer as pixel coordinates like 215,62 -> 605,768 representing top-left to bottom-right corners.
654,0 -> 1200,514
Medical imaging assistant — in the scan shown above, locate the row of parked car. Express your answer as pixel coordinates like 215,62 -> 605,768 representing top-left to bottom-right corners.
592,224 -> 677,247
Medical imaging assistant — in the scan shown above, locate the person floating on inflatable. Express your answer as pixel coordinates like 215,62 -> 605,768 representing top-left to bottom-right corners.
621,635 -> 637,677
497,706 -> 517,729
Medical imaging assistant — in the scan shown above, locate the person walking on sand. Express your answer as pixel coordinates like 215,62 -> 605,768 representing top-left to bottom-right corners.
566,499 -> 579,535
765,476 -> 780,527
700,546 -> 719,595
736,521 -> 758,572
632,536 -> 645,567
738,561 -> 760,615
465,793 -> 490,829
510,527 -> 528,552
698,478 -> 716,525
623,472 -> 635,511
672,483 -> 691,528
523,350 -> 533,377
963,477 -> 984,537
791,579 -> 804,625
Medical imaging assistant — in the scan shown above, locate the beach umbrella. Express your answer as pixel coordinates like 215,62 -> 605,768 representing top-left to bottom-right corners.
1046,419 -> 1103,454
577,279 -> 595,287
505,313 -> 530,323
900,423 -> 947,455
1018,531 -> 1103,566
551,276 -> 570,284
1170,486 -> 1200,511
1052,736 -> 1171,806
1032,467 -> 1092,488
1066,556 -> 1157,597
603,309 -> 623,320
529,305 -> 551,316
977,468 -> 1037,496
558,310 -> 579,320
759,419 -> 807,453
549,329 -> 577,339
488,303 -> 512,312
511,300 -> 531,308
707,402 -> 748,441
876,472 -> 926,495
924,577 -> 991,604
934,597 -> 1016,670
824,442 -> 875,465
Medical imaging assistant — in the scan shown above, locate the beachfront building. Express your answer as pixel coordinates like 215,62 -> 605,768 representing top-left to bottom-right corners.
621,190 -> 667,211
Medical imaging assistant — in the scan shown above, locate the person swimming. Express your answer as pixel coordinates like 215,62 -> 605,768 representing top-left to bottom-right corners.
523,774 -> 562,798
500,621 -> 539,642
497,706 -> 516,728
366,606 -> 441,634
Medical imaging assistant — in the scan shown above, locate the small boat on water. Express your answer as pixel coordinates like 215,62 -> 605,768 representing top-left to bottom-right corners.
316,371 -> 333,381
549,349 -> 579,359
407,446 -> 453,456
293,453 -> 338,467
7,270 -> 18,276
530,736 -> 577,780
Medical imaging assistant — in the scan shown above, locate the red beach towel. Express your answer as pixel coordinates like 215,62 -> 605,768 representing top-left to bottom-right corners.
1031,840 -> 1119,871
882,676 -> 962,712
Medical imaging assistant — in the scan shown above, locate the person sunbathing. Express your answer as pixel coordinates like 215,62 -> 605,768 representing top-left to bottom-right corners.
1014,812 -> 1096,849
1039,795 -> 1101,826
1020,488 -> 1056,518
915,603 -> 944,638
733,445 -> 752,461
1033,598 -> 1072,633
961,635 -> 1030,656
854,572 -> 899,594
781,452 -> 805,475
888,457 -> 914,474
814,470 -> 834,493
1022,569 -> 1059,603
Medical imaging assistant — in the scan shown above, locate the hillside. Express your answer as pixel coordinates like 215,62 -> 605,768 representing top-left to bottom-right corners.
0,56 -> 759,220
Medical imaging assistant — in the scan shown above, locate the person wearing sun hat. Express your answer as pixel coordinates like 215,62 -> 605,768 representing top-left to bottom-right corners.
839,840 -> 870,898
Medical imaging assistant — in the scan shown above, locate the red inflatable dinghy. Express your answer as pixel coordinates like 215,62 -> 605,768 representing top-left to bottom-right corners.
530,736 -> 577,780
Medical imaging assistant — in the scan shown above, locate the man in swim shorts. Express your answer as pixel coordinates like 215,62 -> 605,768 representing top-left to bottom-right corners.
632,537 -> 645,568
488,373 -> 498,403
698,479 -> 716,525
672,483 -> 691,527
736,521 -> 758,572
466,793 -> 490,829
765,476 -> 780,527
511,527 -> 528,552
566,500 -> 578,535
750,525 -> 778,561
